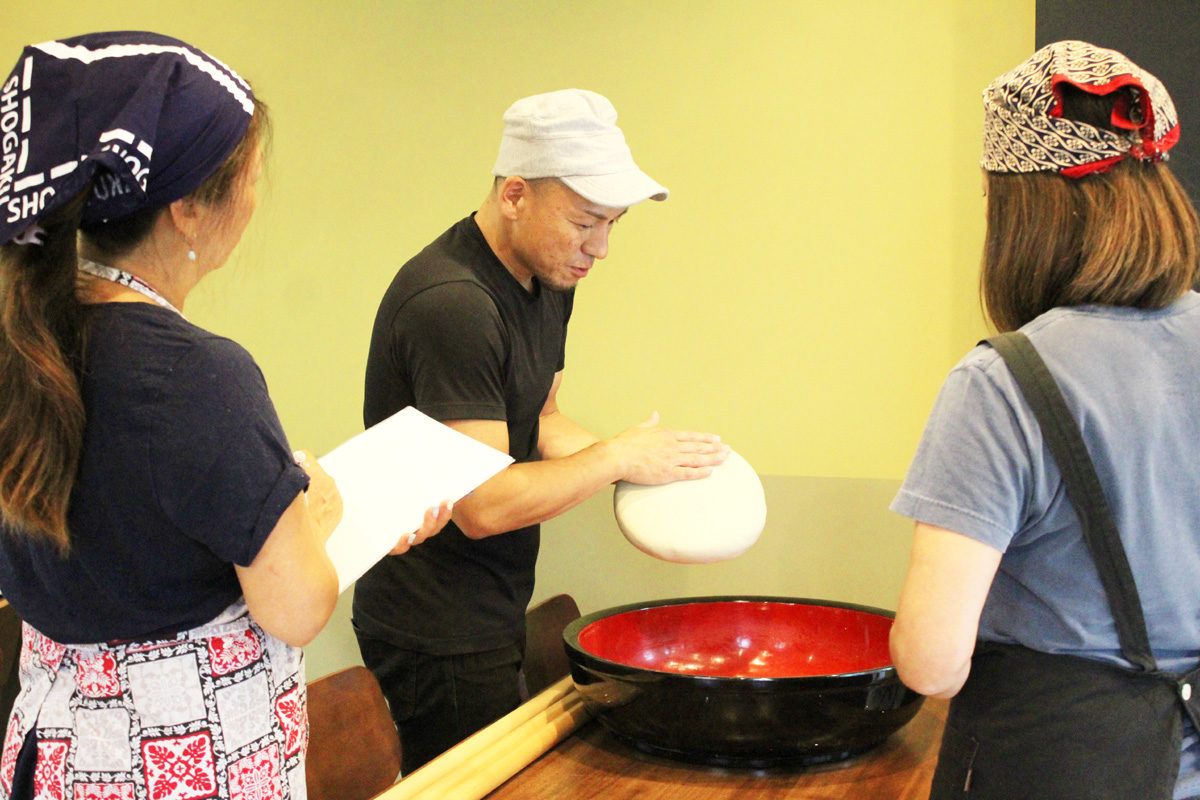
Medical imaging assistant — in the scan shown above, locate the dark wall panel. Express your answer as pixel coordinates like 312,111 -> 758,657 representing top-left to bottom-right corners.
1037,1 -> 1200,201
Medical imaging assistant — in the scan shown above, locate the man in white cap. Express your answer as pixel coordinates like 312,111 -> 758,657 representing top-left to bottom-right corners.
354,89 -> 729,771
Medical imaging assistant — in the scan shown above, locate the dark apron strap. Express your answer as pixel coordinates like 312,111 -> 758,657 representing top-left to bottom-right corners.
985,332 -> 1157,673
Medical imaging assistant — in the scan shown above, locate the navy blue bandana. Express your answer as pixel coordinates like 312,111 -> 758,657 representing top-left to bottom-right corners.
0,31 -> 254,245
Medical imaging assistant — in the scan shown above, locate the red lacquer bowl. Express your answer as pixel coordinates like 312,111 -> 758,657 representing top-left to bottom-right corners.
563,597 -> 923,767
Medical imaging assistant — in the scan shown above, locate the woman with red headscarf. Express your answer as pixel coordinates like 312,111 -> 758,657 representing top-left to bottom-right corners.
890,41 -> 1200,799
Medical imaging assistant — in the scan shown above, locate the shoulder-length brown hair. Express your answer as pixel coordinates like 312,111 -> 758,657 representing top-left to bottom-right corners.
981,88 -> 1200,332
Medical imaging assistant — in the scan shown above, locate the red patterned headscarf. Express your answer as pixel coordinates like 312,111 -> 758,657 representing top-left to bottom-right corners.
982,40 -> 1179,178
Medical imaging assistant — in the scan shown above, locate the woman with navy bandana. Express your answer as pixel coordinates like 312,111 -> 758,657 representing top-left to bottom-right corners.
890,42 -> 1200,799
0,32 -> 448,800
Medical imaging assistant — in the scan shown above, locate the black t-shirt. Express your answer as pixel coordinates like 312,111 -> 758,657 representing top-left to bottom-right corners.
355,215 -> 572,655
0,303 -> 308,644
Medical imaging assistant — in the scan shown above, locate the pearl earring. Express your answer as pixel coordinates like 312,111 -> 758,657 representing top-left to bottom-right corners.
188,249 -> 197,261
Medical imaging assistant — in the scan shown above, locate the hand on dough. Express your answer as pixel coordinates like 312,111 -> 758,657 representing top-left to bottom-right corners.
611,412 -> 730,485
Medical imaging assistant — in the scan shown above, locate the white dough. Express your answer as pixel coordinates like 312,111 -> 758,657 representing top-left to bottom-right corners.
613,449 -> 766,563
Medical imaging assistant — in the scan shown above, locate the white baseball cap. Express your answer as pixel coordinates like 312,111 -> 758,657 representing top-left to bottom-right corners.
491,89 -> 668,208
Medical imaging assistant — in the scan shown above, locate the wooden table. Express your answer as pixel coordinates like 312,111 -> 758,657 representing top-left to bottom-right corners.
484,697 -> 947,800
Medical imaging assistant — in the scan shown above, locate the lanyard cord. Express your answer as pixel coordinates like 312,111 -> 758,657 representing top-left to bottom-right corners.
78,259 -> 183,317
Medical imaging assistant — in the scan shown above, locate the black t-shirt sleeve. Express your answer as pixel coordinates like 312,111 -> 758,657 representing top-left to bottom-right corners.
150,336 -> 309,567
392,281 -> 509,422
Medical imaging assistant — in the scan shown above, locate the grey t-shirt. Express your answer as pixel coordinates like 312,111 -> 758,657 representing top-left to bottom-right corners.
894,292 -> 1200,671
892,293 -> 1200,797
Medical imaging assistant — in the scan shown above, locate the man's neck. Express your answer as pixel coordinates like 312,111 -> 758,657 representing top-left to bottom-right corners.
473,198 -> 534,292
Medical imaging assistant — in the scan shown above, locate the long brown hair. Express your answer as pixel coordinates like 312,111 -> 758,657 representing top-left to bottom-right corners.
981,86 -> 1200,332
0,101 -> 269,550
0,190 -> 91,551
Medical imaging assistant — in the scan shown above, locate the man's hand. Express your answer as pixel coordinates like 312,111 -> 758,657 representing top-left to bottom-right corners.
609,412 -> 730,485
389,500 -> 454,555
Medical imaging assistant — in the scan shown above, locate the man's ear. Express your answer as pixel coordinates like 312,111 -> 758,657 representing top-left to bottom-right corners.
497,176 -> 530,221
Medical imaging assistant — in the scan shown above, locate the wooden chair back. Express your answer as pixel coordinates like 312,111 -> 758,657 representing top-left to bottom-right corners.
0,601 -> 20,744
305,665 -> 401,800
522,593 -> 581,698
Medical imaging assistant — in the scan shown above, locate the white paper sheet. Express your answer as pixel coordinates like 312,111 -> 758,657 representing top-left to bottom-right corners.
319,406 -> 514,593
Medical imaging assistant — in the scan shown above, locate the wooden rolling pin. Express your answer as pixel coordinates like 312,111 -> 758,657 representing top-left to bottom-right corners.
434,690 -> 590,799
376,675 -> 591,800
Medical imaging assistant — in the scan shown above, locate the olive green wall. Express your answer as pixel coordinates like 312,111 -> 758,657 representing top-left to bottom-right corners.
1,1 -> 1033,677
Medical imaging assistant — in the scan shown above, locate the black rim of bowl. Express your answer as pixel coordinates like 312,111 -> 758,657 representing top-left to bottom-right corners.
563,595 -> 901,689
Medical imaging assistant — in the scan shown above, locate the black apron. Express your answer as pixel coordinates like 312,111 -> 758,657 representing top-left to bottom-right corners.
929,332 -> 1200,800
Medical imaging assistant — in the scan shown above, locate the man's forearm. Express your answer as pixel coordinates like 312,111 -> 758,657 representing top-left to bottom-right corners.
452,437 -> 627,539
538,410 -> 601,460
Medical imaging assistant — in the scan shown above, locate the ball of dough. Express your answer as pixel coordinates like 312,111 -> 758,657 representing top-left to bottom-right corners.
613,449 -> 766,563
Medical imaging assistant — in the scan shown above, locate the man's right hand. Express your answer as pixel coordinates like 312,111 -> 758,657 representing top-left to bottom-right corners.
609,412 -> 730,485
442,411 -> 729,539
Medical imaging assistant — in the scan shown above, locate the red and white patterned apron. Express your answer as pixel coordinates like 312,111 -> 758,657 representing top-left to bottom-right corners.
0,601 -> 307,800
